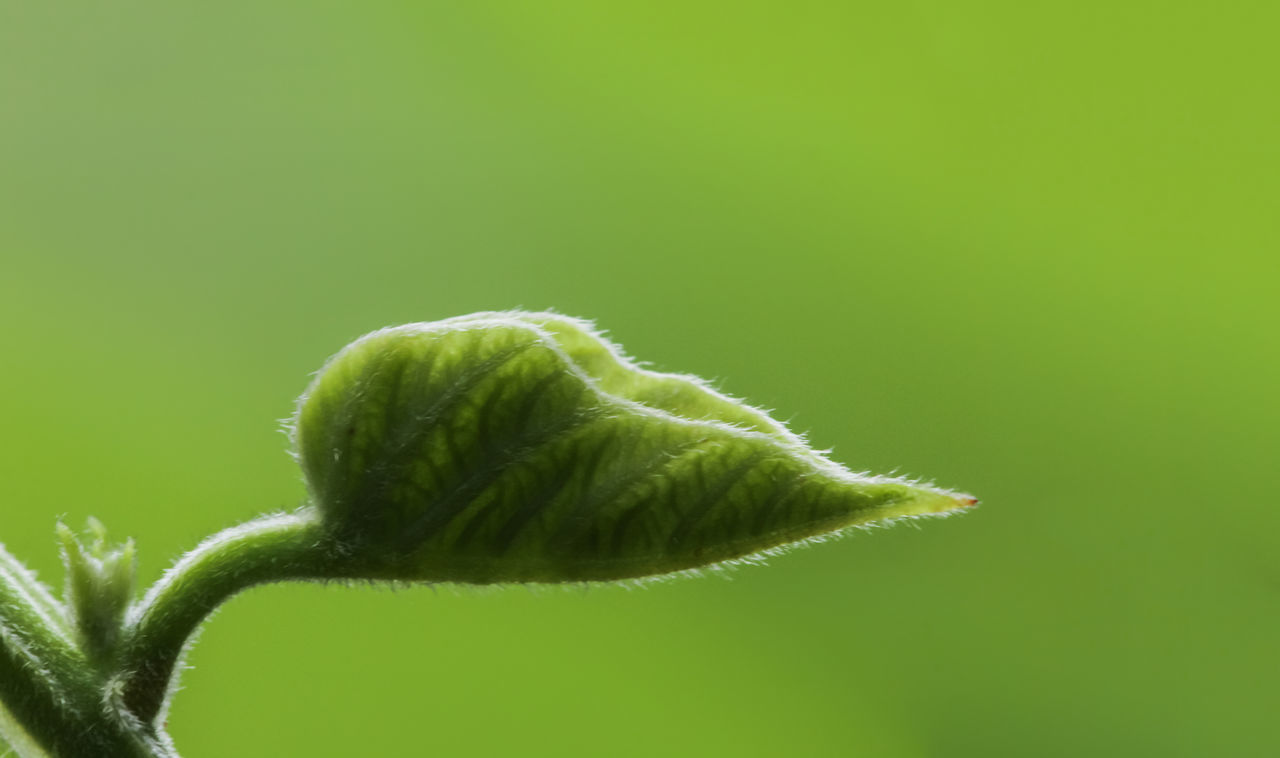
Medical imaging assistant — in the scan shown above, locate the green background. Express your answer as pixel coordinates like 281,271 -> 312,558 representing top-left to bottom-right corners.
2,2 -> 1276,756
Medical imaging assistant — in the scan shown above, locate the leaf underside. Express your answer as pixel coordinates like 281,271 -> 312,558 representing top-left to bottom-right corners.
294,312 -> 974,583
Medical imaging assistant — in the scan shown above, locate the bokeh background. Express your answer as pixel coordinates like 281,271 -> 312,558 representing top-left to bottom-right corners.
2,2 -> 1277,756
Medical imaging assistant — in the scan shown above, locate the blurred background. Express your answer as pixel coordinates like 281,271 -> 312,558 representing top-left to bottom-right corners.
1,2 -> 1276,756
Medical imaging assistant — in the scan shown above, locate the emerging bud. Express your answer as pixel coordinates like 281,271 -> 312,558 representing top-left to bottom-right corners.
57,518 -> 136,660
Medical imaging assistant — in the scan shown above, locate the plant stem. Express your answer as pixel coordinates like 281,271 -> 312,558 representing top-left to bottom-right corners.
2,547 -> 164,757
0,547 -> 74,649
0,547 -> 85,755
119,509 -> 333,729
0,692 -> 48,758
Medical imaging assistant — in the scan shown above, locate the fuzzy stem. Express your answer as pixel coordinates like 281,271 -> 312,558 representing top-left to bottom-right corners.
0,547 -> 84,755
0,693 -> 47,758
1,548 -> 164,757
119,509 -> 334,728
0,546 -> 73,648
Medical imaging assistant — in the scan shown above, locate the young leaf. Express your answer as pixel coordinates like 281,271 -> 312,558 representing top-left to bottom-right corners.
293,312 -> 975,583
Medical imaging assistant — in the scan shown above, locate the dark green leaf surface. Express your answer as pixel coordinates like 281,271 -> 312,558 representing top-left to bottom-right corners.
293,312 -> 974,583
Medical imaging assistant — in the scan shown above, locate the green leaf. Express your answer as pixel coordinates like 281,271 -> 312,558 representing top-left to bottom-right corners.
293,311 -> 975,583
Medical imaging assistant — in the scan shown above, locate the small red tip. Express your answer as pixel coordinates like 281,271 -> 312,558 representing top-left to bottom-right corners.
958,495 -> 979,507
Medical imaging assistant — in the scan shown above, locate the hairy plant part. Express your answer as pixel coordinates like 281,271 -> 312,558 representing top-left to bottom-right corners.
0,312 -> 976,757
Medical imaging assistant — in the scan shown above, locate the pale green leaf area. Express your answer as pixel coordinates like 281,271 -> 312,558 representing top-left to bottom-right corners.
294,312 -> 974,583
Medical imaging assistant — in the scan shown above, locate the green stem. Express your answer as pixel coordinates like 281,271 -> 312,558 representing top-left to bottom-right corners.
119,509 -> 333,728
0,692 -> 47,758
0,546 -> 72,647
0,546 -> 82,754
1,547 -> 162,757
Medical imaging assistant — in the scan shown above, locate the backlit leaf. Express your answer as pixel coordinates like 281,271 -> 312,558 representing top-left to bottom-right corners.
292,312 -> 974,583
